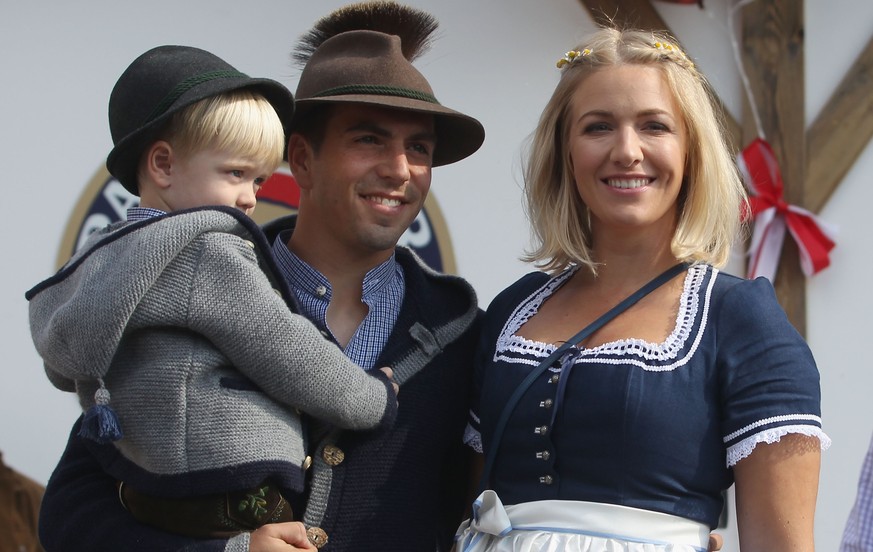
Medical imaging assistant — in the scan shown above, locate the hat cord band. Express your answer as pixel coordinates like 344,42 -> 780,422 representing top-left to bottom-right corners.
145,70 -> 250,123
313,84 -> 439,104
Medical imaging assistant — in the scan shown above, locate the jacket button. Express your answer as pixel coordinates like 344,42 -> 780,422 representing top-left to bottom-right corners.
548,374 -> 560,384
302,455 -> 313,470
306,526 -> 329,548
534,425 -> 549,435
243,240 -> 255,249
536,450 -> 551,461
322,444 -> 345,466
539,398 -> 553,408
539,475 -> 554,485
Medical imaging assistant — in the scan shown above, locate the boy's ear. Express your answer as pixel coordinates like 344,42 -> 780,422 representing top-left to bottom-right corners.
144,141 -> 174,189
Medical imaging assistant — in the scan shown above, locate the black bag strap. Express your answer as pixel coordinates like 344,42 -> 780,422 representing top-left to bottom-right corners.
477,262 -> 689,494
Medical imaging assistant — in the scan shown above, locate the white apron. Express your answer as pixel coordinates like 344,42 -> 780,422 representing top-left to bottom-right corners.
454,491 -> 710,552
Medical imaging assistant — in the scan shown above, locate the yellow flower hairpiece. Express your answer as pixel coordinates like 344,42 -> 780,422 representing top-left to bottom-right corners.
653,41 -> 694,68
556,48 -> 592,69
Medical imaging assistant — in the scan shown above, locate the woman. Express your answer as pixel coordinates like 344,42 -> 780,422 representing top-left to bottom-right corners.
457,27 -> 829,551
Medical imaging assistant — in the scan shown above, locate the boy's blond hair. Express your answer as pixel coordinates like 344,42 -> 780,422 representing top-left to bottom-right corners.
159,90 -> 286,171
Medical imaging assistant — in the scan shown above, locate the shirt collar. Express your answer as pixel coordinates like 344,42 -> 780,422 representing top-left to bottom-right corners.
126,207 -> 166,222
271,229 -> 400,303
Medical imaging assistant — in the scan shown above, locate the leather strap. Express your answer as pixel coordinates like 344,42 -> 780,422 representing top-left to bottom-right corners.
118,480 -> 295,538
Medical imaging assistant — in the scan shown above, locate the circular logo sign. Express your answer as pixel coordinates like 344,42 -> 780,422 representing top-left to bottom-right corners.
59,164 -> 457,273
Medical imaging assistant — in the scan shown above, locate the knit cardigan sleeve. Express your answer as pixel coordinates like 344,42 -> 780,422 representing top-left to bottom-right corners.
144,229 -> 398,432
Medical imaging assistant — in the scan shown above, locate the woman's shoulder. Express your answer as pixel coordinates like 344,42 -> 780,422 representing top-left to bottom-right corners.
482,269 -> 574,337
703,269 -> 804,341
487,270 -> 555,311
504,270 -> 553,294
708,269 -> 781,312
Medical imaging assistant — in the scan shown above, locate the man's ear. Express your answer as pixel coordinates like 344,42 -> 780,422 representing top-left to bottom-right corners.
287,134 -> 313,190
144,141 -> 174,189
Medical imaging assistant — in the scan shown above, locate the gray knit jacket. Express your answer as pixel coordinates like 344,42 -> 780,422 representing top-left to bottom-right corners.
27,206 -> 396,498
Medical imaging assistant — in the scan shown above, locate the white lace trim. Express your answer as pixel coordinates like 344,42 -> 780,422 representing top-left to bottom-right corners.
463,422 -> 483,454
495,264 -> 712,371
725,424 -> 832,467
495,269 -> 576,359
722,413 -> 823,442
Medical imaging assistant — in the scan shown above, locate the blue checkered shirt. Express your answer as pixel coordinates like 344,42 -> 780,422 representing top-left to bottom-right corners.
841,432 -> 873,551
126,207 -> 166,221
271,230 -> 404,371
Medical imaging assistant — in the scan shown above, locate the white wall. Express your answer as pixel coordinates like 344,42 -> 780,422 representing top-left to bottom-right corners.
2,1 -> 871,550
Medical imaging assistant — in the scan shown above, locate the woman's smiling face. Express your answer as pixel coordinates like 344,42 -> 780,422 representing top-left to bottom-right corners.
567,64 -> 687,239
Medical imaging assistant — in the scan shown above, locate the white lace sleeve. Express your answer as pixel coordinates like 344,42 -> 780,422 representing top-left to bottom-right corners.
726,423 -> 831,467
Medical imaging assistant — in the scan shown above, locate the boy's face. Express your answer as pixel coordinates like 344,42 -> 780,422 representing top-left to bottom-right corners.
164,147 -> 274,216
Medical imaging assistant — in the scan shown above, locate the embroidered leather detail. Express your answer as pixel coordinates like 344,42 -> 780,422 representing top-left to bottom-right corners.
238,486 -> 271,520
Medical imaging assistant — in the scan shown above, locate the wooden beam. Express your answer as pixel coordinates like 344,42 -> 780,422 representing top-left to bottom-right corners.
806,33 -> 873,213
578,0 -> 741,149
741,0 -> 807,335
577,0 -> 668,29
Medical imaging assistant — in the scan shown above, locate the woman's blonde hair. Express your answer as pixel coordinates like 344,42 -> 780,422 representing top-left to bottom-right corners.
523,27 -> 747,274
159,89 -> 286,170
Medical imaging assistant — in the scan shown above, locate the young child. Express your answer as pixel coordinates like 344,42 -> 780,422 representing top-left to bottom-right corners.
26,45 -> 398,541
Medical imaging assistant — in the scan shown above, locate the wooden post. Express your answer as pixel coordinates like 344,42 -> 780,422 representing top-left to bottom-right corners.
806,34 -> 873,213
741,0 -> 807,335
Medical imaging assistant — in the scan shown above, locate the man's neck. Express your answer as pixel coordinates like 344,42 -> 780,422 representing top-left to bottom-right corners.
286,224 -> 393,291
286,230 -> 395,348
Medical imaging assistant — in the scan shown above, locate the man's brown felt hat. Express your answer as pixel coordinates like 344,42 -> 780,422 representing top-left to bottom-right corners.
293,30 -> 484,166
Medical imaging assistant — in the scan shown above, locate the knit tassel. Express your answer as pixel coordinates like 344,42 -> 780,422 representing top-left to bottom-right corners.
78,381 -> 123,443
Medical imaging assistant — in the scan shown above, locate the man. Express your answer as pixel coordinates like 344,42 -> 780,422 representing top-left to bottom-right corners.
37,2 -> 484,551
255,4 -> 485,550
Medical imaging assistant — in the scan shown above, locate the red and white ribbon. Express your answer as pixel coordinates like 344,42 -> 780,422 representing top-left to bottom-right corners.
737,138 -> 837,281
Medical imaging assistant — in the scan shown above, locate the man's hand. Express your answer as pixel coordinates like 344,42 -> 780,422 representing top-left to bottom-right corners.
380,367 -> 399,395
249,522 -> 318,551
